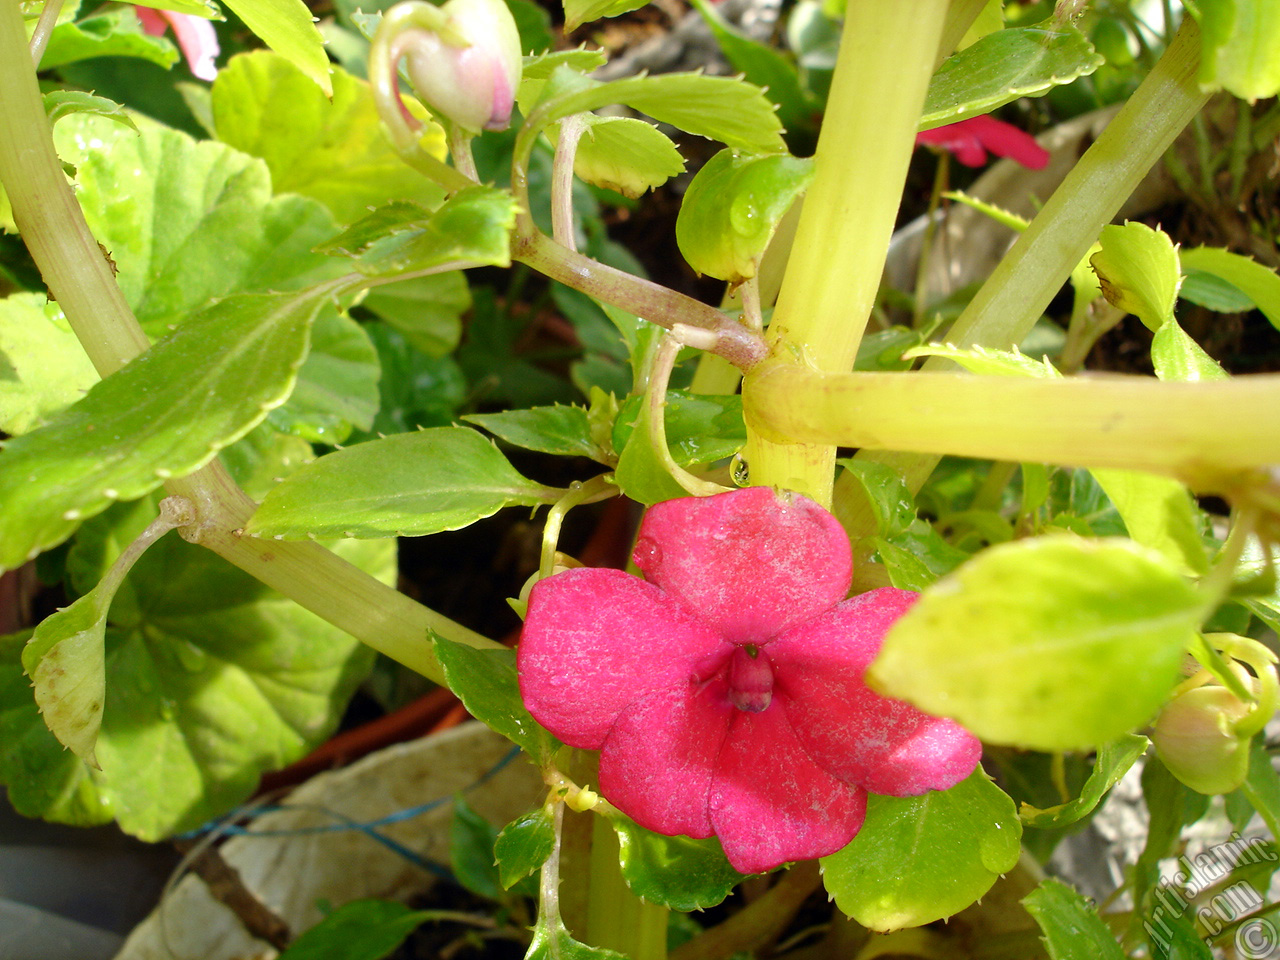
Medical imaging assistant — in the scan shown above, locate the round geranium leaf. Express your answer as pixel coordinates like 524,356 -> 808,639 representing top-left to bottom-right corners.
868,535 -> 1202,751
675,148 -> 814,283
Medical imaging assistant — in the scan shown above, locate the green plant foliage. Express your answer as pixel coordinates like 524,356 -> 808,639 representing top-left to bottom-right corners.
211,51 -> 447,226
0,282 -> 344,573
610,814 -> 744,911
42,90 -> 138,130
613,391 -> 745,467
1020,734 -> 1150,828
0,294 -> 98,435
39,8 -> 179,70
903,343 -> 1061,378
1089,470 -> 1209,575
527,918 -> 628,960
920,20 -> 1103,129
1193,0 -> 1280,101
431,633 -> 559,764
495,805 -> 556,890
570,116 -> 685,198
1023,878 -> 1127,959
361,272 -> 471,357
1090,222 -> 1181,332
870,535 -> 1203,751
247,427 -> 560,540
613,407 -> 694,506
837,459 -> 915,540
275,899 -> 433,960
1151,320 -> 1229,382
465,405 -> 604,461
451,794 -> 504,901
675,148 -> 814,282
1180,246 -> 1280,330
0,525 -> 390,839
222,0 -> 332,97
821,770 -> 1021,930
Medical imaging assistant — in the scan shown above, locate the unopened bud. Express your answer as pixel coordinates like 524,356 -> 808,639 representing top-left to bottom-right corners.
1153,684 -> 1254,795
400,0 -> 522,132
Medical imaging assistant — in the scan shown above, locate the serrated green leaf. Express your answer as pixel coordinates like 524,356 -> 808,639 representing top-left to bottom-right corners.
1180,246 -> 1280,330
451,794 -> 503,901
276,899 -> 431,960
1020,734 -> 1150,828
131,0 -> 221,18
464,405 -> 601,460
562,0 -> 646,32
873,537 -> 937,591
1242,736 -> 1280,841
1194,0 -> 1280,101
613,391 -> 744,467
1090,470 -> 1209,575
523,48 -> 606,81
221,0 -> 332,97
1090,222 -> 1181,332
535,67 -> 786,155
431,633 -> 559,763
1150,320 -> 1229,383
211,51 -> 446,226
0,282 -> 342,573
613,410 -> 695,506
495,805 -> 556,889
1023,878 -> 1127,960
42,90 -> 138,131
903,343 -> 1061,378
920,21 -> 1103,129
39,9 -> 179,70
838,459 -> 915,540
869,535 -> 1202,751
1180,269 -> 1256,313
611,814 -> 744,911
0,294 -> 98,436
676,148 -> 813,282
572,116 -> 685,198
247,427 -> 558,539
822,769 -> 1021,931
362,272 -> 470,358
527,918 -> 628,960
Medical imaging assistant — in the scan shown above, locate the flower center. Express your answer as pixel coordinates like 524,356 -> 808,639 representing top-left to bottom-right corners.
727,644 -> 774,713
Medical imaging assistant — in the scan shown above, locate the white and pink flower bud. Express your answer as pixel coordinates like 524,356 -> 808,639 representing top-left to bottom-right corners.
400,0 -> 522,133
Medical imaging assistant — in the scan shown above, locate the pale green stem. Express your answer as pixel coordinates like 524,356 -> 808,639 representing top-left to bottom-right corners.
539,475 -> 617,579
587,814 -> 668,960
0,0 -> 499,688
552,115 -> 587,251
746,367 -> 1280,494
28,0 -> 63,66
743,0 -> 951,505
648,330 -> 736,497
738,275 -> 763,332
447,123 -> 480,182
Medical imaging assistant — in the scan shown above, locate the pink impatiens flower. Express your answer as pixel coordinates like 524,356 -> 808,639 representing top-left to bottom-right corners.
517,487 -> 981,874
916,114 -> 1050,169
135,5 -> 220,82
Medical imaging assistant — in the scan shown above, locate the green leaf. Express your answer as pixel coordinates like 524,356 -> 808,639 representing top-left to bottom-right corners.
221,0 -> 333,97
613,391 -> 745,467
43,90 -> 138,131
676,148 -> 814,282
821,769 -> 1021,931
1020,734 -> 1150,828
362,272 -> 470,358
902,343 -> 1061,378
0,530 -> 390,839
53,113 -> 348,338
1150,319 -> 1229,383
920,21 -> 1104,129
431,633 -> 559,763
613,412 -> 693,507
495,805 -> 556,890
211,51 -> 446,226
838,459 -> 915,540
873,537 -> 937,591
1023,878 -> 1127,960
1179,246 -> 1280,331
317,188 -> 518,277
1090,222 -> 1182,332
1180,269 -> 1256,314
1242,736 -> 1280,841
1089,470 -> 1209,575
527,918 -> 628,960
0,282 -> 342,573
561,0 -> 646,31
869,535 -> 1202,751
247,427 -> 558,540
1193,0 -> 1280,101
360,323 -> 466,437
39,9 -> 179,70
571,116 -> 685,198
276,899 -> 431,960
464,405 -> 602,460
0,294 -> 98,436
611,814 -> 744,911
131,0 -> 222,16
534,67 -> 786,155
451,794 -> 503,901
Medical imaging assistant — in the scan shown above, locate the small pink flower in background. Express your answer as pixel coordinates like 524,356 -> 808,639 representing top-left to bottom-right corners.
916,114 -> 1050,170
135,5 -> 219,81
518,486 -> 981,875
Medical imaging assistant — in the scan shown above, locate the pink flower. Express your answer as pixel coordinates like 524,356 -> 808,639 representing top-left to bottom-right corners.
135,6 -> 220,82
517,487 -> 981,874
916,115 -> 1049,170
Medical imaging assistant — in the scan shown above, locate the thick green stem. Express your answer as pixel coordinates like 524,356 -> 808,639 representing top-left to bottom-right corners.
746,366 -> 1280,494
742,0 -> 950,505
0,0 -> 498,686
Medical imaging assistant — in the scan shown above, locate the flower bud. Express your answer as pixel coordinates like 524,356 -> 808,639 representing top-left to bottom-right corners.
401,0 -> 522,132
1152,684 -> 1254,795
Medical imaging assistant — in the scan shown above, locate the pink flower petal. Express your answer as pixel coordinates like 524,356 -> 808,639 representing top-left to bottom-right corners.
710,706 -> 866,874
518,567 -> 725,750
633,487 -> 852,646
599,680 -> 733,840
134,5 -> 169,36
163,11 -> 219,81
771,588 -> 982,796
964,114 -> 1049,170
